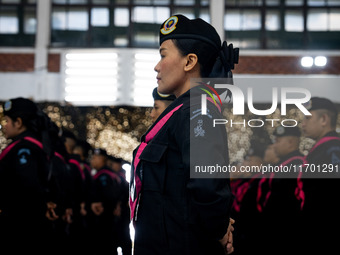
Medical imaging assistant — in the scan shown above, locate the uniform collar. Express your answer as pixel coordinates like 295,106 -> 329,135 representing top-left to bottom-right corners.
323,131 -> 339,138
278,150 -> 303,165
11,130 -> 38,142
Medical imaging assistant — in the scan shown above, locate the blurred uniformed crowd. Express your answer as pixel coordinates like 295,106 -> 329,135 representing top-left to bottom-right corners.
231,97 -> 340,255
1,94 -> 340,255
0,97 -> 131,255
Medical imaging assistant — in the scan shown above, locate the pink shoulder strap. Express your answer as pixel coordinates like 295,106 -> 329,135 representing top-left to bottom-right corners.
0,136 -> 43,161
309,136 -> 340,154
94,169 -> 121,183
69,159 -> 86,180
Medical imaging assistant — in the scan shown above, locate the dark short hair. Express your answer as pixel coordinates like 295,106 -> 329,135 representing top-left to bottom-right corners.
173,39 -> 219,77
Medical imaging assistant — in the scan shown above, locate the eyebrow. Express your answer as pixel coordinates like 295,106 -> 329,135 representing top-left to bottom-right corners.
159,48 -> 167,53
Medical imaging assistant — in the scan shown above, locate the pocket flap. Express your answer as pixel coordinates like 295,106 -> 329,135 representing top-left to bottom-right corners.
139,143 -> 167,163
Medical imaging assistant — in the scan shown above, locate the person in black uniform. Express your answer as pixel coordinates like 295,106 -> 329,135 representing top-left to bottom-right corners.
230,144 -> 265,255
260,126 -> 304,254
108,155 -> 132,255
61,129 -> 94,254
72,138 -> 95,253
273,126 -> 304,166
263,143 -> 279,166
300,97 -> 340,254
0,97 -> 53,254
150,87 -> 176,123
90,148 -> 122,255
130,14 -> 238,255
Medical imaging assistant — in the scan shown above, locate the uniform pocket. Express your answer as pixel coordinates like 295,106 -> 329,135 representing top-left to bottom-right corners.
139,142 -> 167,163
139,142 -> 168,192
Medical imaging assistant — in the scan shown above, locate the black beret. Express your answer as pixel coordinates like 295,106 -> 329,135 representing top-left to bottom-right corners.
108,155 -> 123,163
159,14 -> 221,51
273,126 -> 301,137
3,97 -> 38,118
152,87 -> 176,101
61,129 -> 77,140
303,97 -> 338,114
93,148 -> 108,157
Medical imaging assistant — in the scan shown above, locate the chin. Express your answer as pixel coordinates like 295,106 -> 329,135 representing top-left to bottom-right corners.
158,86 -> 174,95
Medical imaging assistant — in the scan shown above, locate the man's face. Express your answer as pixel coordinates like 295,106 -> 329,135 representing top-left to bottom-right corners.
263,144 -> 279,164
274,136 -> 292,157
301,110 -> 324,139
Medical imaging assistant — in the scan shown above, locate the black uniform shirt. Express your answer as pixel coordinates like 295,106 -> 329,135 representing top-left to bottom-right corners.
0,130 -> 49,217
301,131 -> 340,254
131,87 -> 234,255
93,166 -> 121,213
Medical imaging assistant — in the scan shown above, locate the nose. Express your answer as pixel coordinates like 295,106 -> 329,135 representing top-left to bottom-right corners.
150,108 -> 155,118
154,60 -> 160,73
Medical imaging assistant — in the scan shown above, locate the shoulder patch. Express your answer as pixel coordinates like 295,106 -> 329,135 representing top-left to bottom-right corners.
17,148 -> 31,165
331,152 -> 340,165
99,175 -> 108,186
193,119 -> 205,137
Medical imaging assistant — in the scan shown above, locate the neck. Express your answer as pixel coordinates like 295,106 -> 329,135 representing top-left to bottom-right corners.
174,71 -> 201,98
174,81 -> 190,98
287,147 -> 299,155
315,127 -> 334,142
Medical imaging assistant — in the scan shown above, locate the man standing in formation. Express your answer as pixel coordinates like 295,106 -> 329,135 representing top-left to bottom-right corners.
300,97 -> 340,254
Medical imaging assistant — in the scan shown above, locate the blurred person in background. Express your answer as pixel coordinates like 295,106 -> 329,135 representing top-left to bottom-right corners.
73,138 -> 95,252
108,155 -> 132,255
150,86 -> 176,123
258,126 -> 304,254
263,143 -> 279,166
61,129 -> 89,254
90,148 -> 122,255
230,143 -> 265,255
300,97 -> 340,254
0,97 -> 55,254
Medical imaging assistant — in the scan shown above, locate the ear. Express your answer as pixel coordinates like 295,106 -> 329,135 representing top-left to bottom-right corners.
320,113 -> 329,127
14,117 -> 24,129
184,53 -> 198,72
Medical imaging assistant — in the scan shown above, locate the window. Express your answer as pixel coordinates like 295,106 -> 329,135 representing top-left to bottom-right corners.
266,0 -> 279,5
91,8 -> 109,27
24,7 -> 37,34
0,0 -> 36,46
132,6 -> 169,24
286,0 -> 303,6
266,10 -> 280,31
330,9 -> 340,30
285,10 -> 304,32
225,10 -> 261,31
307,9 -> 340,31
225,0 -> 340,49
307,9 -> 328,31
114,8 -> 129,27
0,13 -> 18,34
226,0 -> 263,6
51,0 -> 210,48
52,8 -> 88,31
